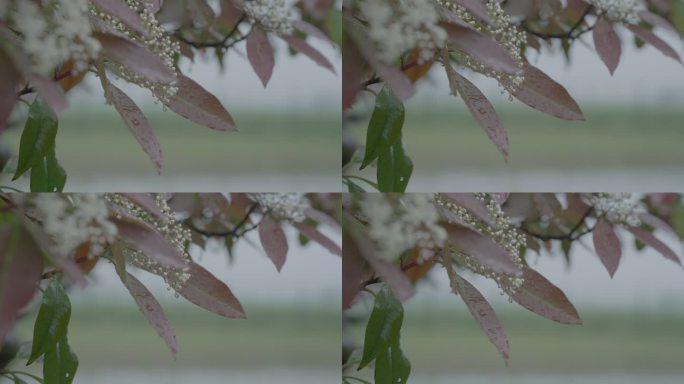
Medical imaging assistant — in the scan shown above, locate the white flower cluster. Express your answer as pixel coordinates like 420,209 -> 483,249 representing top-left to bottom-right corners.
436,0 -> 526,96
92,0 -> 180,104
589,0 -> 643,24
33,194 -> 117,259
360,0 -> 447,64
244,0 -> 295,36
586,193 -> 642,227
360,194 -> 447,263
250,193 -> 309,222
9,0 -> 101,75
105,193 -> 192,292
436,193 -> 525,295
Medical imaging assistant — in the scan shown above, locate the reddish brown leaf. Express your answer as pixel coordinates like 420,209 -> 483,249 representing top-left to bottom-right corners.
342,229 -> 366,310
293,20 -> 332,44
258,215 -> 288,272
123,272 -> 177,356
29,74 -> 68,116
628,25 -> 682,63
638,10 -> 680,37
164,74 -> 237,131
305,207 -> 341,231
246,27 -> 275,87
292,222 -> 341,256
112,217 -> 187,268
0,49 -> 18,132
593,19 -> 622,75
0,224 -> 44,346
120,193 -> 166,219
445,224 -> 521,275
281,35 -> 336,73
97,33 -> 176,83
592,219 -> 622,277
342,35 -> 367,111
449,271 -> 509,362
627,226 -> 681,265
443,23 -> 519,74
638,212 -> 678,238
446,66 -> 508,160
513,63 -> 584,120
108,83 -> 163,173
177,262 -> 246,318
91,0 -> 149,37
451,0 -> 494,24
510,266 -> 582,324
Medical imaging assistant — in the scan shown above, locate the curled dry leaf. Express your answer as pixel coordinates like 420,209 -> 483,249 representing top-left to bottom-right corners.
258,215 -> 289,272
177,262 -> 246,319
592,219 -> 622,277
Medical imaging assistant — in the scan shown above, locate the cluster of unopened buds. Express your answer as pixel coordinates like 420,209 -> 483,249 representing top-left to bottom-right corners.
91,0 -> 180,104
105,193 -> 192,293
360,0 -> 446,64
244,0 -> 295,36
589,0 -> 643,24
436,193 -> 525,296
586,193 -> 643,227
250,193 -> 309,223
435,0 -> 526,96
360,194 -> 447,263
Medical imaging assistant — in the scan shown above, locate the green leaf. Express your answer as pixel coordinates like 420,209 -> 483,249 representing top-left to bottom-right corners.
377,140 -> 413,192
374,338 -> 411,384
13,99 -> 59,180
326,8 -> 342,46
29,146 -> 66,192
361,87 -> 405,169
43,336 -> 78,384
359,285 -> 404,370
13,376 -> 29,384
28,279 -> 71,365
672,202 -> 684,238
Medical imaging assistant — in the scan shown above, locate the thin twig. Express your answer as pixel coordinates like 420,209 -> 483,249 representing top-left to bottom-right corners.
521,207 -> 595,241
186,203 -> 263,238
522,5 -> 595,40
174,14 -> 247,49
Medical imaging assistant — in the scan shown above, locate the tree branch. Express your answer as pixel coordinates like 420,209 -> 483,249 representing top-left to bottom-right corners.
521,207 -> 596,241
522,5 -> 595,40
174,14 -> 247,49
186,202 -> 264,239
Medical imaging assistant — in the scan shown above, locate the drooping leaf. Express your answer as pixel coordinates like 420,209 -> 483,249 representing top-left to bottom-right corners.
513,63 -> 584,121
120,193 -> 165,219
443,24 -> 520,74
122,272 -> 177,357
13,98 -> 59,180
304,208 -> 341,231
593,19 -> 622,75
445,256 -> 509,362
510,266 -> 582,325
377,140 -> 413,192
342,228 -> 365,310
281,35 -> 336,73
28,279 -> 71,365
638,212 -> 679,238
112,217 -> 187,269
164,74 -> 237,131
627,226 -> 681,265
177,262 -> 246,318
96,33 -> 176,83
592,219 -> 622,277
445,64 -> 508,160
342,32 -> 367,110
0,223 -> 44,347
246,27 -> 275,87
361,88 -> 405,169
90,0 -> 150,37
292,222 -> 341,256
108,83 -> 163,173
441,193 -> 493,226
627,25 -> 682,63
258,215 -> 289,272
43,335 -> 78,384
293,20 -> 333,44
638,10 -> 680,37
28,74 -> 68,117
359,285 -> 404,369
0,48 -> 19,132
445,224 -> 521,275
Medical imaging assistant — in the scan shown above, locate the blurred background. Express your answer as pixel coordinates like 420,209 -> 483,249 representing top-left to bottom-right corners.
7,227 -> 341,384
346,227 -> 684,383
345,30 -> 684,191
0,38 -> 340,192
